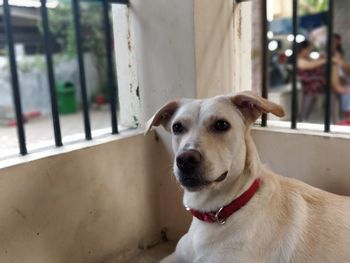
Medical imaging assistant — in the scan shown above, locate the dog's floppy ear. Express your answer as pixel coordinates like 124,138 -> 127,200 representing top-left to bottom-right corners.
145,100 -> 180,134
230,91 -> 285,123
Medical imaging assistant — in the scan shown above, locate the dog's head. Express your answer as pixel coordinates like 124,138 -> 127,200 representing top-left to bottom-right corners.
146,91 -> 284,194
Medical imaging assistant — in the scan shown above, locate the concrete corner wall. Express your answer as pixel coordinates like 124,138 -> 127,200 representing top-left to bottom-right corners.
0,132 -> 190,263
253,128 -> 350,196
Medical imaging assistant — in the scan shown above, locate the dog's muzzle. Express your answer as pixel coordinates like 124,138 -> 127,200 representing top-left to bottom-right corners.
176,150 -> 228,190
176,150 -> 204,188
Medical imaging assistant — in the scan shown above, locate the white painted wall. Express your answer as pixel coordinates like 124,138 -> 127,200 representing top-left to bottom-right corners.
194,0 -> 235,98
128,0 -> 198,154
112,4 -> 141,128
130,0 -> 197,124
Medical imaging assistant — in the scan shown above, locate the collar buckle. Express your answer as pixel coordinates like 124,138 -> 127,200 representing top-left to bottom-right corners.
214,207 -> 226,225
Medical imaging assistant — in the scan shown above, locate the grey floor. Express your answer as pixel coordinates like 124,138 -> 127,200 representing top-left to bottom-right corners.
102,242 -> 175,263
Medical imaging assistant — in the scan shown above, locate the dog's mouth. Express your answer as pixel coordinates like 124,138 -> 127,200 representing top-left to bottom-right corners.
214,171 -> 228,183
179,171 -> 228,192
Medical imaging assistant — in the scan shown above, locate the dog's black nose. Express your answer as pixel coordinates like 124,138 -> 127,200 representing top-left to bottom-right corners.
176,150 -> 201,173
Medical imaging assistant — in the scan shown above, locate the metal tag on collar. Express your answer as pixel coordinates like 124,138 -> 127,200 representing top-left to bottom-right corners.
214,207 -> 226,225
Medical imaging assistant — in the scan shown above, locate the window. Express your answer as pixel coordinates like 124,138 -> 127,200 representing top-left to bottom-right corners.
0,0 -> 139,161
252,0 -> 350,134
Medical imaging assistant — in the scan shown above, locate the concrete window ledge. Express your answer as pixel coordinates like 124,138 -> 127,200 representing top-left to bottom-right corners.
0,128 -> 144,170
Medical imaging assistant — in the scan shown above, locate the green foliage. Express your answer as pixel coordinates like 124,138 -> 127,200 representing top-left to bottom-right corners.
18,56 -> 46,73
299,0 -> 328,15
44,1 -> 108,92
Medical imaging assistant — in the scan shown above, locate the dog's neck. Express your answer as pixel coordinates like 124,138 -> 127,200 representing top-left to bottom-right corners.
183,129 -> 262,212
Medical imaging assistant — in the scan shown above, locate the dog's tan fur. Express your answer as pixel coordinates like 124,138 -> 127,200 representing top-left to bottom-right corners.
146,91 -> 350,263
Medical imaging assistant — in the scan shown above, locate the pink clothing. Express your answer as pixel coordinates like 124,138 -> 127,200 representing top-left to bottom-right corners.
298,66 -> 325,95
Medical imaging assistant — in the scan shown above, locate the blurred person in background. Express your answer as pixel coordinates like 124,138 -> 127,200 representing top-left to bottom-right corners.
333,33 -> 350,119
297,39 -> 350,121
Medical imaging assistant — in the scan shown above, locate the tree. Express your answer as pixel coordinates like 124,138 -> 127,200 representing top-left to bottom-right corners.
299,0 -> 328,15
44,1 -> 108,99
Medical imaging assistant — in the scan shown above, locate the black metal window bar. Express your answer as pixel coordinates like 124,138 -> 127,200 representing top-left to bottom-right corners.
2,0 -> 128,156
261,0 -> 334,132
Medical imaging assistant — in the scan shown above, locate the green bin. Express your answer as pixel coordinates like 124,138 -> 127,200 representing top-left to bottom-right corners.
56,82 -> 76,114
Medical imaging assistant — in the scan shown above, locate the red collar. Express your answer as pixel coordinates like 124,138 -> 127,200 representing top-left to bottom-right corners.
186,178 -> 261,224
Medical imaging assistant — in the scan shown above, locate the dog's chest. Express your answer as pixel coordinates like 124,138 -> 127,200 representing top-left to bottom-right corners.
186,215 -> 295,263
188,220 -> 264,262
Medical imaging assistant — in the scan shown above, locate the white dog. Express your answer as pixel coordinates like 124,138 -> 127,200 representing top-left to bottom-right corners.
146,91 -> 350,263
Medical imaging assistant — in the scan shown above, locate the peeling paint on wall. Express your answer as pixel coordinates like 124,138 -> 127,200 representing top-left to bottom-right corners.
232,1 -> 252,92
112,5 -> 141,128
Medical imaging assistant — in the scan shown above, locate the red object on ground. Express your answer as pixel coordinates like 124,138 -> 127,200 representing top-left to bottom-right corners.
4,111 -> 41,127
336,119 -> 350,126
7,120 -> 18,127
24,111 -> 41,119
95,94 -> 107,105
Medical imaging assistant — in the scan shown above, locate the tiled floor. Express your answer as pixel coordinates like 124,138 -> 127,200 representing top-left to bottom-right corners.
0,109 -> 114,160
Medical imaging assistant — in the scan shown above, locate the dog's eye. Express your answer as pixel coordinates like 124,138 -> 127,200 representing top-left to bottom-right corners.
172,122 -> 184,134
213,120 -> 230,132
